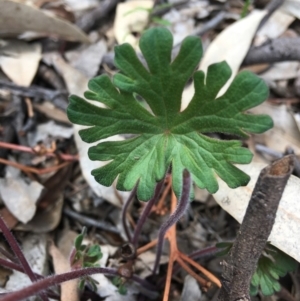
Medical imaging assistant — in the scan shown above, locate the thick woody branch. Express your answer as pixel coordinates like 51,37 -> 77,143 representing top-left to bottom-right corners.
243,38 -> 300,66
218,155 -> 294,301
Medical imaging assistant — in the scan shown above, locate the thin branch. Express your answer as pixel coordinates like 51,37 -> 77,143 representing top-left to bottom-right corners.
152,170 -> 191,275
0,158 -> 71,174
0,141 -> 78,161
63,207 -> 119,234
131,178 -> 165,247
243,38 -> 300,66
0,267 -> 156,301
258,0 -> 285,31
76,0 -> 120,32
122,184 -> 138,241
218,155 -> 294,301
0,215 -> 49,301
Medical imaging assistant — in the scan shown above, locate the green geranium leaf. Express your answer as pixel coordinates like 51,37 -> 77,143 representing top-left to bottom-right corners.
67,27 -> 273,201
250,245 -> 298,296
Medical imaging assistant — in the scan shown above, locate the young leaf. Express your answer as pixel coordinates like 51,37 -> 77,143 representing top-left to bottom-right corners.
74,233 -> 84,251
250,245 -> 298,296
67,27 -> 273,201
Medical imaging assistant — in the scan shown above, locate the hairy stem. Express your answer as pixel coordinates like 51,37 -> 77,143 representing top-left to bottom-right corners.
0,215 -> 49,301
152,170 -> 191,275
218,155 -> 294,301
122,183 -> 138,241
131,178 -> 165,247
0,267 -> 156,301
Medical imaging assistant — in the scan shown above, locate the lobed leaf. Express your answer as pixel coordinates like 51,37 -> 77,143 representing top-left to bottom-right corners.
250,245 -> 298,296
67,27 -> 273,201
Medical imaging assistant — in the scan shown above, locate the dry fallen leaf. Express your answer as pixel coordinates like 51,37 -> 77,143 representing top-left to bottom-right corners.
0,0 -> 89,42
255,10 -> 295,46
0,166 -> 43,224
65,39 -> 107,78
0,40 -> 41,86
33,101 -> 71,124
28,120 -> 74,147
251,103 -> 300,154
49,242 -> 80,301
182,9 -> 267,110
114,0 -> 154,49
280,0 -> 300,19
16,194 -> 64,233
180,275 -> 202,301
213,162 -> 300,263
260,61 -> 300,81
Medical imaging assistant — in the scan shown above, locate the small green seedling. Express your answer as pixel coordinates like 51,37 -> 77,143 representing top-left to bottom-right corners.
250,244 -> 298,296
70,227 -> 103,291
67,27 -> 273,201
216,242 -> 298,296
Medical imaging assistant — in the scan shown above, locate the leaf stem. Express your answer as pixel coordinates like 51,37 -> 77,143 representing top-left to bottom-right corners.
0,215 -> 49,301
152,170 -> 191,275
131,178 -> 165,247
0,267 -> 156,301
122,183 -> 138,241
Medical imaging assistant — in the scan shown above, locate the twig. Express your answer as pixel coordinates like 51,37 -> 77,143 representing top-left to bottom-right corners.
0,215 -> 49,301
131,178 -> 165,247
0,141 -> 78,161
192,11 -> 226,37
152,170 -> 191,275
0,158 -> 71,174
218,155 -> 294,301
63,207 -> 120,234
122,183 -> 138,241
76,0 -> 120,32
243,38 -> 300,65
0,258 -> 60,300
151,0 -> 189,17
0,267 -> 156,301
0,80 -> 67,102
0,246 -> 17,262
258,0 -> 285,30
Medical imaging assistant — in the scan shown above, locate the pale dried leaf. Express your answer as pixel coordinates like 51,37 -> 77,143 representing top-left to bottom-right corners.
65,39 -> 107,78
213,162 -> 300,262
33,101 -> 71,124
251,103 -> 300,154
0,167 -> 43,223
182,10 -> 267,110
0,0 -> 89,42
49,242 -> 80,301
255,10 -> 295,46
28,120 -> 74,147
0,40 -> 41,86
260,61 -> 300,81
16,194 -> 64,233
114,0 -> 154,49
280,0 -> 300,19
180,275 -> 201,301
63,0 -> 99,11
163,9 -> 195,45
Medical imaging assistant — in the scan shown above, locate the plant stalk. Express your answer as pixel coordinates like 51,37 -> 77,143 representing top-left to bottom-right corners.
122,183 -> 138,241
0,267 -> 156,301
0,215 -> 49,301
152,170 -> 191,275
131,178 -> 165,247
